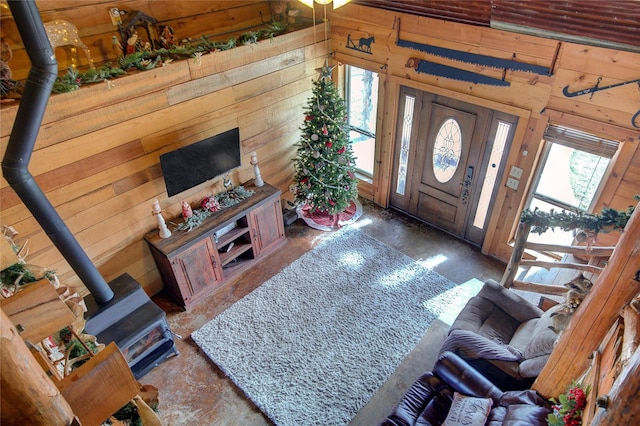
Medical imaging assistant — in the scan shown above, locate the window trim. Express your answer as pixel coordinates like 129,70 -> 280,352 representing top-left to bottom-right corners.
344,64 -> 379,178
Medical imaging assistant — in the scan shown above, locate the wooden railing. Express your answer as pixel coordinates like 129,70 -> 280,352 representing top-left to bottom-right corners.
500,222 -> 615,295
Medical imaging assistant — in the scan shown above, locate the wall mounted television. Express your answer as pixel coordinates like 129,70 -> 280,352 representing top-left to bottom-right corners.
160,127 -> 241,197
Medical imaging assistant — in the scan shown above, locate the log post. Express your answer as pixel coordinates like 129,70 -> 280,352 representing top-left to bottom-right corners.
500,221 -> 531,288
590,346 -> 640,425
533,203 -> 640,397
1,309 -> 76,425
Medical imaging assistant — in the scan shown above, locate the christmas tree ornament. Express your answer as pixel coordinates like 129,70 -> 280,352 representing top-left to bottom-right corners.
311,133 -> 319,141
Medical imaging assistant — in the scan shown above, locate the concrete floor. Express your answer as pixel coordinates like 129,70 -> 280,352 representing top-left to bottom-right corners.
144,199 -> 506,425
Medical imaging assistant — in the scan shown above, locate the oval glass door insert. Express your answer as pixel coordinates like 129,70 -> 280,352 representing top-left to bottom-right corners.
433,118 -> 462,183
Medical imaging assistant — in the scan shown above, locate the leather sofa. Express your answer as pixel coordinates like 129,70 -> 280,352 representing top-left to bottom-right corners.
381,351 -> 552,426
438,279 -> 561,390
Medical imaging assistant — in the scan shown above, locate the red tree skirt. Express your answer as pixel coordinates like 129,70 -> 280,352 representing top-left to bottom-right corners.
297,199 -> 363,231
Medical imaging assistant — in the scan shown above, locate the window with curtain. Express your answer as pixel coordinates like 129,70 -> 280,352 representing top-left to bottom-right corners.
525,124 -> 619,245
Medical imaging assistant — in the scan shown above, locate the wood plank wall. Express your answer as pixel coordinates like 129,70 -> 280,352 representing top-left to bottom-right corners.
0,1 -> 323,296
328,4 -> 640,259
1,1 -> 639,298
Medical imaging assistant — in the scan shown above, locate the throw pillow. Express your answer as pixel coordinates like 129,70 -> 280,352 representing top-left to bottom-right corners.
524,305 -> 563,359
443,392 -> 492,426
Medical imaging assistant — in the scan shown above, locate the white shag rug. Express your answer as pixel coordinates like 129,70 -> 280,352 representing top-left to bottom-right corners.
192,229 -> 464,426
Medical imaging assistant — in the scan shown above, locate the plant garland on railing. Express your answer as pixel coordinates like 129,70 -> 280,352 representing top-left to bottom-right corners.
521,195 -> 638,235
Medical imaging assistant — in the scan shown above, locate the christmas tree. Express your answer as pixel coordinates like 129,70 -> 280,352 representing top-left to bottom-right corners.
292,61 -> 359,224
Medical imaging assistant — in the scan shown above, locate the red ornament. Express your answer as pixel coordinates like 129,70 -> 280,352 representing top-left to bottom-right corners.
322,124 -> 328,135
326,140 -> 333,148
305,115 -> 313,121
338,146 -> 346,154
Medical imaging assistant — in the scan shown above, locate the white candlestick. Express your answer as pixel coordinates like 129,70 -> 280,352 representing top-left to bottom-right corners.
250,152 -> 264,187
151,199 -> 171,238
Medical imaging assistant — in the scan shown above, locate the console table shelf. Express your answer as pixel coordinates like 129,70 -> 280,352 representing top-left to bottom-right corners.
144,182 -> 286,310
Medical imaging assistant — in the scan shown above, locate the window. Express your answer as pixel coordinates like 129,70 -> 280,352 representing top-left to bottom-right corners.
345,65 -> 379,177
526,125 -> 618,245
473,120 -> 512,229
395,94 -> 415,195
432,118 -> 462,183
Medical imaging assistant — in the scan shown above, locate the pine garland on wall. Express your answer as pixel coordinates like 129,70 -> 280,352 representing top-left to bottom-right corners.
38,22 -> 288,95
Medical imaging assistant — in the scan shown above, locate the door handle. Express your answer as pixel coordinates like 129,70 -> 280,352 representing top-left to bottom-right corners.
461,166 -> 474,204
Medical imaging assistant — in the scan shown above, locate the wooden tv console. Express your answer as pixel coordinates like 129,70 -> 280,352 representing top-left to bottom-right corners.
144,182 -> 286,310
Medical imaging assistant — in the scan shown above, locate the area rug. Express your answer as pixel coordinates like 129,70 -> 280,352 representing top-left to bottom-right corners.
192,229 -> 466,426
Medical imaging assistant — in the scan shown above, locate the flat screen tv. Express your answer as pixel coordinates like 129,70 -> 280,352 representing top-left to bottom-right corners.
160,127 -> 241,197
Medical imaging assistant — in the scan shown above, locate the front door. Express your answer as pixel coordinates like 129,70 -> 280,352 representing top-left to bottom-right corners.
390,87 -> 517,246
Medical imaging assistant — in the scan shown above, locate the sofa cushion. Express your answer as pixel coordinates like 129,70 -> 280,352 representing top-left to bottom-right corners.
487,390 -> 552,425
519,355 -> 551,378
475,280 -> 544,323
524,305 -> 563,359
440,330 -> 524,362
451,297 -> 521,343
442,392 -> 492,426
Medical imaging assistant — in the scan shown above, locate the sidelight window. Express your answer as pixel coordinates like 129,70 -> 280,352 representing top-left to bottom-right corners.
395,95 -> 416,195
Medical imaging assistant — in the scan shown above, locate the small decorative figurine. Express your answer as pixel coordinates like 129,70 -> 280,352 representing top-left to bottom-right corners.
112,36 -> 124,59
160,25 -> 175,49
126,30 -> 139,54
181,201 -> 193,219
250,152 -> 264,187
223,174 -> 233,192
44,19 -> 95,70
151,199 -> 171,238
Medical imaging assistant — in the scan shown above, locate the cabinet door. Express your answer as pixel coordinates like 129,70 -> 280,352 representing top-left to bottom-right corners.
170,238 -> 222,301
249,197 -> 285,257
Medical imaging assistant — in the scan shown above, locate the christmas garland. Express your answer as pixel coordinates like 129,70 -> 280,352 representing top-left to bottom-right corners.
172,186 -> 255,232
521,196 -> 638,235
36,22 -> 288,95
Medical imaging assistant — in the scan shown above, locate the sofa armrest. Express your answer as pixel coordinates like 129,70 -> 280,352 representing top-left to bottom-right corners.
380,372 -> 454,426
433,351 -> 503,405
476,280 -> 544,323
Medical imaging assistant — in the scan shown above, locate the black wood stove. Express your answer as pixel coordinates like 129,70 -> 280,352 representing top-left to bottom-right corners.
85,274 -> 178,379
